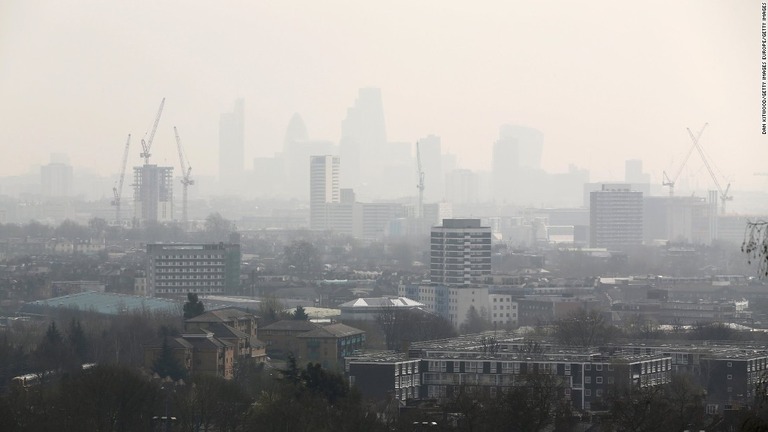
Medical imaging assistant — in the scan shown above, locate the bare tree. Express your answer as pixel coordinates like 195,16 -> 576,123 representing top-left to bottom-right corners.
743,220 -> 768,277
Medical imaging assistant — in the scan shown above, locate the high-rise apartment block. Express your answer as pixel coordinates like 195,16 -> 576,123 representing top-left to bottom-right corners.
133,165 -> 174,225
589,184 -> 643,249
309,155 -> 340,230
146,243 -> 241,297
430,219 -> 492,285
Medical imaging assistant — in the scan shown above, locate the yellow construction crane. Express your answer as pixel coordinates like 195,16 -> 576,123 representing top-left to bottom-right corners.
111,134 -> 131,226
174,126 -> 194,228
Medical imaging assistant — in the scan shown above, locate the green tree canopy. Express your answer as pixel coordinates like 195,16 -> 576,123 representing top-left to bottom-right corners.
293,305 -> 309,320
183,293 -> 205,319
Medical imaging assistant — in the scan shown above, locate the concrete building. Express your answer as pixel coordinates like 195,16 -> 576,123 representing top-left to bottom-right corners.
589,184 -> 643,249
347,333 -> 672,411
146,243 -> 241,297
430,219 -> 492,286
132,165 -> 174,225
219,98 -> 245,191
643,196 -> 713,244
309,155 -> 340,230
41,160 -> 73,197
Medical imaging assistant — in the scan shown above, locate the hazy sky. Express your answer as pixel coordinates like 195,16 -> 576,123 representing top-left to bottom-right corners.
0,0 -> 762,192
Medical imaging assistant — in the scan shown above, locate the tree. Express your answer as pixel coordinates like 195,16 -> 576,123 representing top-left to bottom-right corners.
67,318 -> 89,364
293,305 -> 309,320
552,308 -> 615,348
204,212 -> 236,242
152,337 -> 187,381
183,292 -> 205,319
283,240 -> 322,277
460,305 -> 491,334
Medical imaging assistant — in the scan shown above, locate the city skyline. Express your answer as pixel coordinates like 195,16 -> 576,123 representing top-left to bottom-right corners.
0,1 -> 759,191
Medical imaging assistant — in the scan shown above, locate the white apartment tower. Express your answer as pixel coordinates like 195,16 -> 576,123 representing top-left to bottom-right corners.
310,155 -> 340,230
430,219 -> 492,285
589,184 -> 643,248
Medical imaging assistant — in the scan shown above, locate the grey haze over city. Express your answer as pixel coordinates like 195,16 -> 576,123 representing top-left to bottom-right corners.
0,1 -> 762,208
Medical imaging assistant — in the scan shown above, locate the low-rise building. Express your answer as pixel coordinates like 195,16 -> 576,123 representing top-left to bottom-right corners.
296,323 -> 366,370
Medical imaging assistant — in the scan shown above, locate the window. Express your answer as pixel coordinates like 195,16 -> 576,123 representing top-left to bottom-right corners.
607,364 -> 614,371
585,364 -> 591,371
596,377 -> 603,384
596,389 -> 603,397
585,389 -> 591,397
607,377 -> 614,384
727,374 -> 733,380
727,362 -> 733,368
585,376 -> 591,384
596,364 -> 603,371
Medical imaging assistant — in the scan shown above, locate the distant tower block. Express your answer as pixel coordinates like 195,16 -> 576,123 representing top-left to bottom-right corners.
309,155 -> 341,230
133,165 -> 174,226
219,98 -> 245,190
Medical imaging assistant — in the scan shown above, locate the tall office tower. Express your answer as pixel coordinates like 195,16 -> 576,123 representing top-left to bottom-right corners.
492,125 -> 544,203
589,184 -> 643,249
339,88 -> 387,193
418,134 -> 444,201
430,219 -> 492,286
41,154 -> 73,197
219,98 -> 245,190
133,165 -> 174,225
146,243 -> 241,297
310,155 -> 340,230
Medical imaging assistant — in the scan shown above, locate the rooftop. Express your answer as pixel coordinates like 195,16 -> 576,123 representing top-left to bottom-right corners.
20,291 -> 181,316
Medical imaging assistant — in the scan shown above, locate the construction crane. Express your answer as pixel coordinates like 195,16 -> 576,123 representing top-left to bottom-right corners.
416,141 -> 425,219
662,123 -> 708,197
111,134 -> 131,226
140,98 -> 165,165
686,123 -> 732,214
174,126 -> 194,228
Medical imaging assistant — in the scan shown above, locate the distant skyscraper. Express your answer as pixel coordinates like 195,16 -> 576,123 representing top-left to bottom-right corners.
282,113 -> 336,200
219,98 -> 244,190
492,125 -> 544,203
310,155 -> 340,230
625,159 -> 651,185
589,184 -> 643,249
339,88 -> 387,193
418,135 -> 443,202
41,154 -> 73,197
430,219 -> 492,285
133,165 -> 174,225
